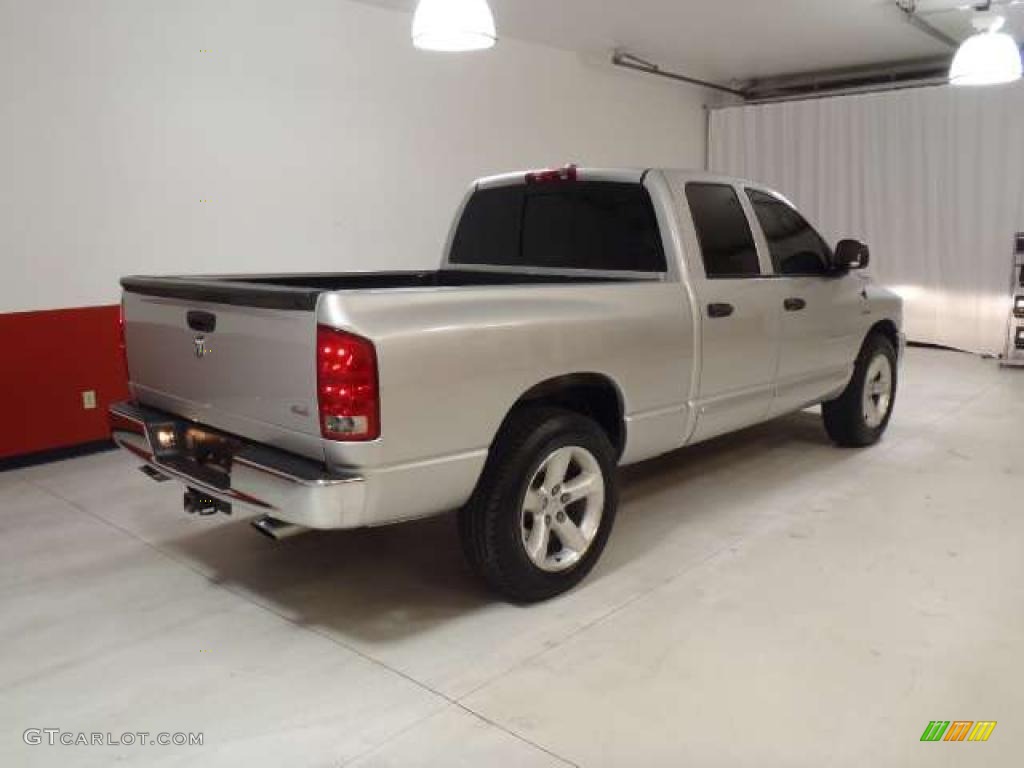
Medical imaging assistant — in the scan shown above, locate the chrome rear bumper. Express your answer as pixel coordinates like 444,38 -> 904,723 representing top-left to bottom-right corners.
109,401 -> 365,529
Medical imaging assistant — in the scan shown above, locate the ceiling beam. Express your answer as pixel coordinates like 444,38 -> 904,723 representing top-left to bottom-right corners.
896,0 -> 961,48
744,55 -> 951,98
616,2 -> 967,103
611,51 -> 748,97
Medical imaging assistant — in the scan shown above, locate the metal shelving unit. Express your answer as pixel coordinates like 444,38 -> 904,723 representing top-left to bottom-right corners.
1001,234 -> 1024,367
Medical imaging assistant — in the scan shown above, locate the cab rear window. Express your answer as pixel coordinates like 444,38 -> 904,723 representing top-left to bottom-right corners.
450,182 -> 667,273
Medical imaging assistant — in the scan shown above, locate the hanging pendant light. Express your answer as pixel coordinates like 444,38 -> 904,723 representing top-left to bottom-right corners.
950,14 -> 1022,86
412,0 -> 497,52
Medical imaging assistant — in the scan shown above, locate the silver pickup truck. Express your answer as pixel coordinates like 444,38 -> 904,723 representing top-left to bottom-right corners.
110,167 -> 903,602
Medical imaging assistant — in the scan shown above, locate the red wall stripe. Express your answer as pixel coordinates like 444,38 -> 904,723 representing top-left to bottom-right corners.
0,305 -> 129,460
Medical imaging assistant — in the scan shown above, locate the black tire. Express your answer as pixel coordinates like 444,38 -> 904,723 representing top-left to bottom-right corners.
822,333 -> 898,447
459,407 -> 618,603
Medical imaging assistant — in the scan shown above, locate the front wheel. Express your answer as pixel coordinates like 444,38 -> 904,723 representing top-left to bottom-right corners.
458,407 -> 618,603
822,333 -> 898,447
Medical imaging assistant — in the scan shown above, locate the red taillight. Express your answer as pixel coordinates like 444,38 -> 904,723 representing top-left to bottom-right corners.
316,325 -> 379,442
525,164 -> 578,184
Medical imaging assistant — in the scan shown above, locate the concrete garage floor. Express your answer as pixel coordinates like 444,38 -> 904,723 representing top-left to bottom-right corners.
2,347 -> 1022,767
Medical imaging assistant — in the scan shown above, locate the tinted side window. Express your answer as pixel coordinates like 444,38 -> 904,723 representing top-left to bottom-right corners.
449,182 -> 666,272
746,189 -> 832,276
684,183 -> 760,278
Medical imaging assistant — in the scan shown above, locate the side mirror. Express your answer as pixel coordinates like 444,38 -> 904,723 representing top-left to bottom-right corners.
834,239 -> 870,271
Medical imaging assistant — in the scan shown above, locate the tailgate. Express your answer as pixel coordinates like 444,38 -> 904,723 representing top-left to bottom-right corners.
122,279 -> 325,461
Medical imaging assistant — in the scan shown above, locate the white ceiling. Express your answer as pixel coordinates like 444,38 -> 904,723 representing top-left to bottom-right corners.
356,0 -> 1024,82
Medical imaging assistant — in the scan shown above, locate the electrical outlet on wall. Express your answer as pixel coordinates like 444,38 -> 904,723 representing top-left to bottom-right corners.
82,390 -> 97,410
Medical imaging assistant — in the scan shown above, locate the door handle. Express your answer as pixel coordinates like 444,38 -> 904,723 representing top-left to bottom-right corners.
783,298 -> 807,312
707,303 -> 735,318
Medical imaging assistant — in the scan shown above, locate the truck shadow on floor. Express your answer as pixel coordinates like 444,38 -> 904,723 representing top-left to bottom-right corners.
162,408 -> 861,645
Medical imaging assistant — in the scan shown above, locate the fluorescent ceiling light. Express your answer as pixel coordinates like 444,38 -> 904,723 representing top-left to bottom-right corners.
950,14 -> 1022,86
412,0 -> 497,52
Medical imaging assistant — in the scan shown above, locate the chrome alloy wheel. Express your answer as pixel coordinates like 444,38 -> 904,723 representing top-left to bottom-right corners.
520,445 -> 605,573
862,353 -> 893,429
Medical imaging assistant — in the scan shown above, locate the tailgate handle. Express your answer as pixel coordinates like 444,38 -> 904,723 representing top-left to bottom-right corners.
707,303 -> 735,319
187,310 -> 217,333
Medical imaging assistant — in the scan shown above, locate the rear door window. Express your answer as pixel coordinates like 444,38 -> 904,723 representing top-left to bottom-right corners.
450,181 -> 667,272
684,183 -> 761,278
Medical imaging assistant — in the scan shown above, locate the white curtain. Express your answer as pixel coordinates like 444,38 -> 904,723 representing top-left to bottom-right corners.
709,83 -> 1024,355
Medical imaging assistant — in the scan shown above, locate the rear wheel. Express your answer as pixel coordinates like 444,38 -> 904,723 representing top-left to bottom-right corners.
822,333 -> 897,447
459,407 -> 618,603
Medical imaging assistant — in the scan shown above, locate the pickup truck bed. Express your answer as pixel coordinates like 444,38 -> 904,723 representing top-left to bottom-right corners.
122,270 -> 636,310
119,267 -> 690,529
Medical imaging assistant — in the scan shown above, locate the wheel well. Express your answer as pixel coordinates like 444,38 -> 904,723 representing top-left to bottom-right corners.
868,319 -> 900,352
509,374 -> 626,458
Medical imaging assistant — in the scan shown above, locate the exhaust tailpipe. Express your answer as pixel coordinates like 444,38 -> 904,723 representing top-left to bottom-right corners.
251,515 -> 308,541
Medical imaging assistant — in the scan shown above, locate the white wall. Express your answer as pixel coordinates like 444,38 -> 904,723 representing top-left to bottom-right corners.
710,83 -> 1024,355
0,0 -> 706,313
